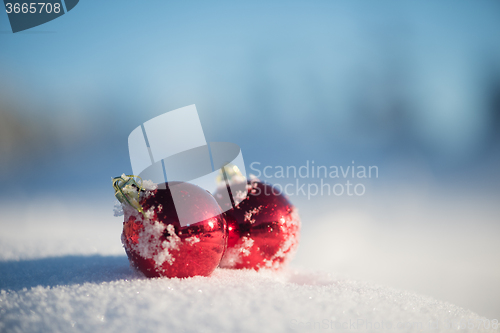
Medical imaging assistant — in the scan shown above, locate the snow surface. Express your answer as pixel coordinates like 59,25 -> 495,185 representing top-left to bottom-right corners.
0,192 -> 498,332
0,268 -> 489,333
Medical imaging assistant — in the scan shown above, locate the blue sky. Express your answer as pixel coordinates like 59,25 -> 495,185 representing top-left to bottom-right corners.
1,0 -> 500,197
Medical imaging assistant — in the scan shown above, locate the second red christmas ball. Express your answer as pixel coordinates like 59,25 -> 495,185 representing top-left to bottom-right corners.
216,179 -> 300,270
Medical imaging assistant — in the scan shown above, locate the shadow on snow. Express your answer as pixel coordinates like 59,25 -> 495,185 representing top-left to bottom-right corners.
0,255 -> 137,291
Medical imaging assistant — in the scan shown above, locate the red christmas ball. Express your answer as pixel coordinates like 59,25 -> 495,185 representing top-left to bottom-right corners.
120,181 -> 227,278
217,180 -> 300,270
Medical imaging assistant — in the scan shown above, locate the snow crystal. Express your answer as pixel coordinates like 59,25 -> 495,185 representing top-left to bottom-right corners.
234,190 -> 247,202
185,236 -> 201,245
157,224 -> 182,266
220,236 -> 254,268
244,205 -> 263,224
134,220 -> 165,259
141,179 -> 157,191
113,201 -> 124,217
143,206 -> 155,220
126,214 -> 182,268
248,180 -> 260,195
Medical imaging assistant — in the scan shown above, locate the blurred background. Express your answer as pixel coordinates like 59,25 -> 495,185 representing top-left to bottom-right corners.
0,0 -> 499,319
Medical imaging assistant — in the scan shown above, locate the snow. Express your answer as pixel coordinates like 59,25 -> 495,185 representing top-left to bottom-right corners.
0,190 -> 498,332
141,180 -> 158,191
113,201 -> 124,217
0,268 -> 489,333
